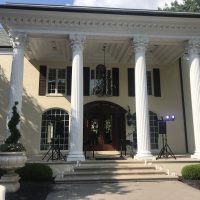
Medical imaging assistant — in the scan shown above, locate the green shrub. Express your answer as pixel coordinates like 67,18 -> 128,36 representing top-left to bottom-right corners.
16,163 -> 53,182
0,168 -> 5,177
0,102 -> 25,152
181,164 -> 200,180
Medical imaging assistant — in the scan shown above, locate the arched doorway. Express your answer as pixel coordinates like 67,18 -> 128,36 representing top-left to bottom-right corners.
84,101 -> 126,151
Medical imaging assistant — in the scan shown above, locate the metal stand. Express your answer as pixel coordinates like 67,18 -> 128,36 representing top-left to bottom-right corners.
120,139 -> 134,158
42,137 -> 66,161
84,134 -> 96,159
42,118 -> 65,161
156,134 -> 176,160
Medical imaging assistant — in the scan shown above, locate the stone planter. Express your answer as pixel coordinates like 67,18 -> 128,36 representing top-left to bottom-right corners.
0,152 -> 27,192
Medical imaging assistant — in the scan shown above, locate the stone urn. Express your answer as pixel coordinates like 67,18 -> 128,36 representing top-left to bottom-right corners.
0,152 -> 27,192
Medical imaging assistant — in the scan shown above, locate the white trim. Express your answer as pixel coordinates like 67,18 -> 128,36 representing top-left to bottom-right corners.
1,9 -> 200,40
46,67 -> 67,95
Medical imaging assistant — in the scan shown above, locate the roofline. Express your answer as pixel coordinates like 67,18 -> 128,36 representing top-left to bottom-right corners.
0,46 -> 12,48
0,3 -> 200,18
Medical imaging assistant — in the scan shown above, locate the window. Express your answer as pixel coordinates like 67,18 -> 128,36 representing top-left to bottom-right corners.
40,108 -> 69,150
47,68 -> 66,94
91,65 -> 113,96
132,111 -> 159,150
128,69 -> 155,97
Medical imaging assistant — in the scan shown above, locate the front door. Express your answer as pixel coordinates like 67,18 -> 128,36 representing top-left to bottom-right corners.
84,101 -> 126,151
87,113 -> 113,150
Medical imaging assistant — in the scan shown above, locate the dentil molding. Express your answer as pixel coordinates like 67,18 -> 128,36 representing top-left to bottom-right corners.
1,15 -> 200,38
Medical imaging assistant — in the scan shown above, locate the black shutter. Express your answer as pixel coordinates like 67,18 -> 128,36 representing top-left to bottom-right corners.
112,68 -> 119,96
38,65 -> 47,96
153,68 -> 161,97
128,68 -> 135,96
67,66 -> 72,96
84,67 -> 90,96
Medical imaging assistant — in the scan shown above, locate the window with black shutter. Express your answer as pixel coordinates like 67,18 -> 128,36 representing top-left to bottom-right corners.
47,68 -> 66,95
39,65 -> 47,96
128,68 -> 161,97
153,68 -> 161,97
128,68 -> 135,97
90,67 -> 119,96
66,66 -> 72,96
84,67 -> 90,96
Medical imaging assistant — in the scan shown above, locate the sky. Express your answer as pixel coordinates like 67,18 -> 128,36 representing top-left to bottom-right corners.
0,0 -> 184,10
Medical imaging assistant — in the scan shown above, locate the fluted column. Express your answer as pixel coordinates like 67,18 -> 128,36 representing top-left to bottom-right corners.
67,34 -> 86,161
6,33 -> 26,136
187,39 -> 200,159
132,37 -> 153,160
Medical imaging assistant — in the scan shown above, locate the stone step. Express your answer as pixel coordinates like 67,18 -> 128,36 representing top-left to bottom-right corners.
55,174 -> 178,183
54,159 -> 178,184
65,169 -> 166,175
74,165 -> 154,171
83,159 -> 144,164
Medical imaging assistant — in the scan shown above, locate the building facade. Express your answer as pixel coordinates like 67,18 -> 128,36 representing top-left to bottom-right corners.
0,4 -> 200,161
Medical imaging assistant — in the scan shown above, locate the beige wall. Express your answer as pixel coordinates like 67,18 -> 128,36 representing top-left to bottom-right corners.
0,54 -> 190,155
0,55 -> 12,140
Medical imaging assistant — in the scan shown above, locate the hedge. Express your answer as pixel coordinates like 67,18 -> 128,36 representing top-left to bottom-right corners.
181,164 -> 200,180
16,163 -> 53,181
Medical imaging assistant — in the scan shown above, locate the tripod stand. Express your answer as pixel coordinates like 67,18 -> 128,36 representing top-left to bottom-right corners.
42,118 -> 66,161
42,137 -> 66,161
156,133 -> 176,160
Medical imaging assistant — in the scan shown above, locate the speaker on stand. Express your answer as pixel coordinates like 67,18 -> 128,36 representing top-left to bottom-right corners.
156,116 -> 176,160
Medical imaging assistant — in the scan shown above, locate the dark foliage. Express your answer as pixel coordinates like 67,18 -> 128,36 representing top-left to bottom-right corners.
5,102 -> 21,144
159,0 -> 200,12
0,101 -> 25,152
181,164 -> 200,180
16,163 -> 53,181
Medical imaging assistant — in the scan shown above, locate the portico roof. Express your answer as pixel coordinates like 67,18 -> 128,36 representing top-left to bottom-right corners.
0,3 -> 199,65
0,3 -> 200,18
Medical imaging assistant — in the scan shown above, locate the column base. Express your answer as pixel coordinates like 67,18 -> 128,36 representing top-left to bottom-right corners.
67,152 -> 85,162
191,152 -> 200,159
135,152 -> 155,160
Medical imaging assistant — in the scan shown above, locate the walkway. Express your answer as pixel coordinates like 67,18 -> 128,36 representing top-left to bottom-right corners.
6,180 -> 200,200
46,181 -> 200,200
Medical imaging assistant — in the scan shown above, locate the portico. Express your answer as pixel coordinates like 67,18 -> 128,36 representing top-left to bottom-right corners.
0,4 -> 200,161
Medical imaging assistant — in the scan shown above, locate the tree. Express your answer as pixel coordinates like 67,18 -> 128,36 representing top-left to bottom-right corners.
0,101 -> 25,152
5,101 -> 21,145
159,0 -> 200,12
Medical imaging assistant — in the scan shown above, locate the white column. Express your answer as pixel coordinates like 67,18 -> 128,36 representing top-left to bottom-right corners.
187,39 -> 200,159
0,185 -> 5,200
67,34 -> 86,161
6,33 -> 26,136
132,37 -> 153,160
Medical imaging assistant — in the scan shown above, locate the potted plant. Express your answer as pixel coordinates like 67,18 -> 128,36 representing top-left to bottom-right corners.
0,101 -> 27,192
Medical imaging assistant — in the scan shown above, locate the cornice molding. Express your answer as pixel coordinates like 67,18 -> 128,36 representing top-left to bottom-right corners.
1,15 -> 200,38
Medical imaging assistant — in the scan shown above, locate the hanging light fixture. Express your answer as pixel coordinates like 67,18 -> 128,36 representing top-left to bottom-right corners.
93,43 -> 107,96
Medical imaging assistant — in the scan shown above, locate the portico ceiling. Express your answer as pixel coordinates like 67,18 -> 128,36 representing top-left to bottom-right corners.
26,35 -> 184,66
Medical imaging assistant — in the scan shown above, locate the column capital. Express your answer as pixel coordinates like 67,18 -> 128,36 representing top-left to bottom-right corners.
186,39 -> 200,55
9,33 -> 27,49
69,34 -> 86,52
132,36 -> 149,53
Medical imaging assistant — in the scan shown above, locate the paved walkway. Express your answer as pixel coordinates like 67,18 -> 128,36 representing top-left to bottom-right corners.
45,181 -> 200,200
